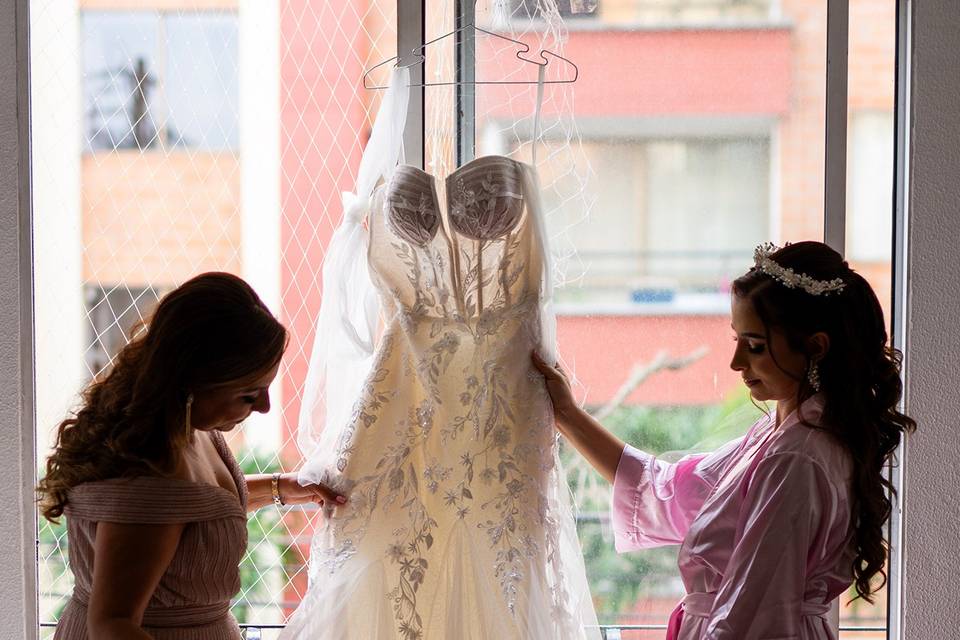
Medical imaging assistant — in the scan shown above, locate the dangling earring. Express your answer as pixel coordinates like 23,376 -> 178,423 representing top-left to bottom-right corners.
185,393 -> 194,435
807,362 -> 821,392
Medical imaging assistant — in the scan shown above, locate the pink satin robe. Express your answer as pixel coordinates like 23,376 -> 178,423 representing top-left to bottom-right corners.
611,396 -> 856,640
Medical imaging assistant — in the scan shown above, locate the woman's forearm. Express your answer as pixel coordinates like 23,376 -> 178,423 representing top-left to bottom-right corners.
557,407 -> 626,484
246,473 -> 345,511
245,474 -> 279,511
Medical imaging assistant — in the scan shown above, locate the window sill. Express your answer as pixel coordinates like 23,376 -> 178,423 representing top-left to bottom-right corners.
499,18 -> 794,34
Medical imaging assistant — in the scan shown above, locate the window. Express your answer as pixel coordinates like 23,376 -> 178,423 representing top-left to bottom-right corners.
847,111 -> 894,263
516,0 -> 779,23
83,11 -> 239,152
34,0 -> 395,633
30,0 -> 897,637
545,136 -> 769,310
514,0 -> 601,19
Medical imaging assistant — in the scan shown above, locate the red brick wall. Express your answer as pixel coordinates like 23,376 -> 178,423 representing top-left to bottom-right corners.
480,28 -> 793,119
278,1 -> 382,460
277,0 -> 393,612
557,314 -> 740,406
548,1 -> 895,407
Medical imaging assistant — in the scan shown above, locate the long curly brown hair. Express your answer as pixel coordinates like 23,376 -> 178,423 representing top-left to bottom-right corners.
38,272 -> 288,523
732,241 -> 915,602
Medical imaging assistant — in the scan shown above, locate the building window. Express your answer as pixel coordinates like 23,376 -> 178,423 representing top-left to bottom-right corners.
82,11 -> 239,152
847,111 -> 894,263
514,0 -> 600,19
550,136 -> 769,309
515,0 -> 777,25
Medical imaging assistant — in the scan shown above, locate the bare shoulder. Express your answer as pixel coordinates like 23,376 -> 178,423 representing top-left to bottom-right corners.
167,431 -> 219,483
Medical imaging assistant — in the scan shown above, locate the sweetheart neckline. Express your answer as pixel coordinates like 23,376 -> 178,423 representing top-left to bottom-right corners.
383,154 -> 529,244
393,154 -> 531,183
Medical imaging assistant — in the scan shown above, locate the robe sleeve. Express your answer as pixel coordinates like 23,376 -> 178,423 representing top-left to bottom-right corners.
611,434 -> 749,551
703,451 -> 838,639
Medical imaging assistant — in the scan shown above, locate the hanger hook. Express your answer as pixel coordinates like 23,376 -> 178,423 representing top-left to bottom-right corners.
362,22 -> 579,89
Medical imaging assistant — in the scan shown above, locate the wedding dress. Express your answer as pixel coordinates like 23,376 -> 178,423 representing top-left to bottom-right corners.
282,67 -> 599,640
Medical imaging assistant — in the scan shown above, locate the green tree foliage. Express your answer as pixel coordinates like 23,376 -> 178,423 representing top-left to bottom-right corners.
233,452 -> 291,625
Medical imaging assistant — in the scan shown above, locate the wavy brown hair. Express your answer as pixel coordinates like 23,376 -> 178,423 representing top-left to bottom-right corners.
38,272 -> 288,523
732,241 -> 915,602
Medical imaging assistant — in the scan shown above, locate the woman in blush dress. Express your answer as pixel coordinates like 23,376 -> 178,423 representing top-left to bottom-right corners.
38,272 -> 346,640
533,241 -> 915,640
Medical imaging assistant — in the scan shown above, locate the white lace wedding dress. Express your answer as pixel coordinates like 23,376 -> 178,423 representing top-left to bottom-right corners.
282,68 -> 599,640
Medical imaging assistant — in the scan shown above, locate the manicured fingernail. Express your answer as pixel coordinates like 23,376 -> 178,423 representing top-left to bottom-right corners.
336,495 -> 347,504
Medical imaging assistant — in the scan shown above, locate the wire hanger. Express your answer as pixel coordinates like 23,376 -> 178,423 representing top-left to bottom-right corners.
362,23 -> 578,89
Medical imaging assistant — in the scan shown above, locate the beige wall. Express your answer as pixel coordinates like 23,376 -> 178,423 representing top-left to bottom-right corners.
82,151 -> 242,286
901,1 -> 960,636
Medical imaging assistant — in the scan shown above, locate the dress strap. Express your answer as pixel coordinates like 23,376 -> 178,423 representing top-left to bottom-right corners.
355,67 -> 410,196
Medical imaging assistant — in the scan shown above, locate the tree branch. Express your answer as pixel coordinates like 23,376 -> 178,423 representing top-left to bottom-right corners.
591,346 -> 709,422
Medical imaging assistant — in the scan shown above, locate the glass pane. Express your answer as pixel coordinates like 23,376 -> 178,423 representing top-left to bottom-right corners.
841,1 -> 896,638
468,0 -> 827,631
165,14 -> 240,150
33,0 -> 886,637
82,12 -> 161,151
423,3 -> 455,174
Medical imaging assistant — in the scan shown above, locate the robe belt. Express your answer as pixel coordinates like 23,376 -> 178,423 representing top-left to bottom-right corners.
679,590 -> 832,618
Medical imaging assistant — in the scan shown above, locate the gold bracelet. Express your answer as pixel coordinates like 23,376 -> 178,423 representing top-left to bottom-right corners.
271,472 -> 284,507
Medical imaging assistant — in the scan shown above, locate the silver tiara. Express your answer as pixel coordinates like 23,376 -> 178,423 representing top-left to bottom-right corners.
753,242 -> 847,296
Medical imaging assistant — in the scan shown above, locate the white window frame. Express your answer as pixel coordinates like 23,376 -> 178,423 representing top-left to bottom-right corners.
5,0 -> 39,636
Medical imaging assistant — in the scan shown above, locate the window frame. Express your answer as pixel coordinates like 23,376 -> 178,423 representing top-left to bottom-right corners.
887,1 -> 910,637
10,0 -> 907,637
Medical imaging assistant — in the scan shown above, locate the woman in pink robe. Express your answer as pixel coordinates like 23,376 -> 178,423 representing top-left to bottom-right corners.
533,241 -> 915,639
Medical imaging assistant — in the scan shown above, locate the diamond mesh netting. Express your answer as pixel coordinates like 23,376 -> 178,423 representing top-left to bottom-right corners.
32,1 -> 396,636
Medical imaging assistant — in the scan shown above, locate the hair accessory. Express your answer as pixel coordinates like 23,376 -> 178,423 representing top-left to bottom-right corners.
753,242 -> 847,295
807,361 -> 821,392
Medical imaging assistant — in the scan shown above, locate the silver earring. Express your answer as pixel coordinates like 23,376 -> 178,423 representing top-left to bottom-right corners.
807,362 -> 821,392
185,393 -> 194,435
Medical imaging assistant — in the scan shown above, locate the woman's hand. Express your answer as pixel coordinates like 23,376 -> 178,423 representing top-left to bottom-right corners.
531,351 -> 581,425
278,473 -> 346,507
531,350 -> 626,484
245,473 -> 347,511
